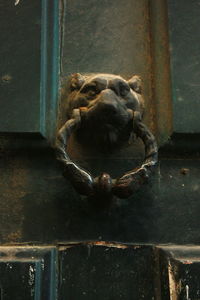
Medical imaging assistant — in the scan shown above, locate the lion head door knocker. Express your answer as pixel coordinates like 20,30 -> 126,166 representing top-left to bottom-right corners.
56,73 -> 158,199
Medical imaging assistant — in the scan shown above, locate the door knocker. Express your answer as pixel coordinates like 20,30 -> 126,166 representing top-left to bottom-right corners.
56,73 -> 158,199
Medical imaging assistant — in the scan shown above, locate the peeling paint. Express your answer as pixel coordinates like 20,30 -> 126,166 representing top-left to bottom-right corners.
168,261 -> 181,300
93,241 -> 129,249
28,265 -> 35,286
1,74 -> 12,83
186,285 -> 190,300
41,258 -> 45,271
183,261 -> 193,265
14,0 -> 20,6
59,241 -> 132,249
180,168 -> 190,175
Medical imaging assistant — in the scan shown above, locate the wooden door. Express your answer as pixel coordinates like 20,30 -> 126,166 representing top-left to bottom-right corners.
0,0 -> 200,299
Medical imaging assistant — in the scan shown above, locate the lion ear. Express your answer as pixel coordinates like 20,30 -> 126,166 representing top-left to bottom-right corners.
128,75 -> 142,94
70,73 -> 85,91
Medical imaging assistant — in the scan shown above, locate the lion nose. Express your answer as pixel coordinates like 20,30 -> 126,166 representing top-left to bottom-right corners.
97,89 -> 118,113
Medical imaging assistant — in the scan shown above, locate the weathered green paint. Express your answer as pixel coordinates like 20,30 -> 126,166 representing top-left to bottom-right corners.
62,0 -> 150,77
149,0 -> 173,144
0,247 -> 57,300
0,135 -> 199,245
0,0 -> 41,132
61,0 -> 155,131
167,0 -> 200,133
40,0 -> 59,142
0,0 -> 59,141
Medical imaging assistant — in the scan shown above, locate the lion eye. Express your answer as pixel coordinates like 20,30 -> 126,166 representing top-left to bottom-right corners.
109,79 -> 130,97
81,84 -> 99,95
119,82 -> 130,97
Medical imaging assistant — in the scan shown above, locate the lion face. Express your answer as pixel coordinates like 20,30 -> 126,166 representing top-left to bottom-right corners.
66,73 -> 144,149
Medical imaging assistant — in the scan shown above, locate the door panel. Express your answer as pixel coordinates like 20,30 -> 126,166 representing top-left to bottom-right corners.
0,0 -> 59,141
59,244 -> 157,300
61,0 -> 172,142
0,0 -> 41,133
168,0 -> 200,133
0,247 -> 57,300
59,244 -> 200,299
1,245 -> 200,299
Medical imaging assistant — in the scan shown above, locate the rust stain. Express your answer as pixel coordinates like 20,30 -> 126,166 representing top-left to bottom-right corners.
148,0 -> 173,145
1,74 -> 12,83
183,260 -> 192,264
59,241 -> 143,250
7,230 -> 22,243
180,168 -> 190,175
143,1 -> 156,136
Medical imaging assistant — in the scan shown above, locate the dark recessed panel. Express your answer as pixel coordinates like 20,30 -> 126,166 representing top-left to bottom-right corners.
168,0 -> 200,133
59,244 -> 156,300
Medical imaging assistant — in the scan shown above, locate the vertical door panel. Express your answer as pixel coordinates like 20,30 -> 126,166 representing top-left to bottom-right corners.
0,0 -> 59,141
0,247 -> 57,300
59,244 -> 157,300
167,0 -> 200,133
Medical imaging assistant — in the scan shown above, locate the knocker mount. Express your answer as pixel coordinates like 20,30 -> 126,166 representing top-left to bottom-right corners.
56,73 -> 158,199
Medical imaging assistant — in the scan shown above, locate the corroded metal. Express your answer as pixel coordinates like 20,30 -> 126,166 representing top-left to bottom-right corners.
56,73 -> 158,199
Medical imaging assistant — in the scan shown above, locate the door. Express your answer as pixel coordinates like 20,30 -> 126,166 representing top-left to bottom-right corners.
0,0 -> 200,299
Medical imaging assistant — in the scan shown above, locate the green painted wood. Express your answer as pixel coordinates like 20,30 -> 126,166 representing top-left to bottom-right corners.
40,0 -> 59,141
62,0 -> 150,77
0,247 -> 57,300
61,0 -> 155,129
0,134 -> 199,245
0,0 -> 59,141
0,0 -> 41,133
0,261 -> 40,300
167,0 -> 200,133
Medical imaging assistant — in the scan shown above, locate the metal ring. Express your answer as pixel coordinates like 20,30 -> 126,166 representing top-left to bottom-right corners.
55,109 -> 158,199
